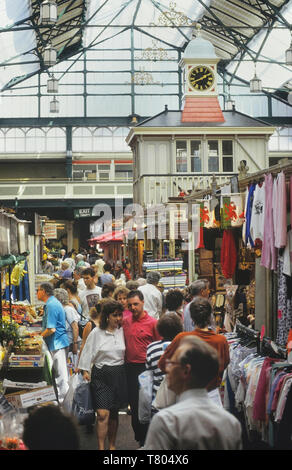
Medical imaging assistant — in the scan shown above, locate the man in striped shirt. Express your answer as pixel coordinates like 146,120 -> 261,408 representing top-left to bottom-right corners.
146,313 -> 183,403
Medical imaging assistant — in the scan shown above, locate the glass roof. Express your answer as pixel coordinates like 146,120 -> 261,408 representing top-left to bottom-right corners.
0,0 -> 291,121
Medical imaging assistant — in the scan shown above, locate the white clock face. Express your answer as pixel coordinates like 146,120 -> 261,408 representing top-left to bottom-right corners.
188,66 -> 215,91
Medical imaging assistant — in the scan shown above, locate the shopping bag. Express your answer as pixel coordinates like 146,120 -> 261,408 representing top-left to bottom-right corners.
67,352 -> 78,376
72,381 -> 95,425
138,370 -> 153,424
152,375 -> 176,410
62,373 -> 83,414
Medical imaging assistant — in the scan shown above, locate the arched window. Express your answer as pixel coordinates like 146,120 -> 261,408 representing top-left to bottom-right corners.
26,128 -> 46,153
73,127 -> 93,152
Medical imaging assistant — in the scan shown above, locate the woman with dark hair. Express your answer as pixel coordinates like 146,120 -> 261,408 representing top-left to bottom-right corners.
99,263 -> 115,286
76,299 -> 107,363
63,279 -> 82,314
113,286 -> 131,319
164,288 -> 184,321
22,404 -> 80,450
101,282 -> 116,299
78,299 -> 127,450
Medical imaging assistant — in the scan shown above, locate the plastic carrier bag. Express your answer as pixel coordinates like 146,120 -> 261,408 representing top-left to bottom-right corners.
62,373 -> 83,414
138,370 -> 153,424
72,381 -> 95,425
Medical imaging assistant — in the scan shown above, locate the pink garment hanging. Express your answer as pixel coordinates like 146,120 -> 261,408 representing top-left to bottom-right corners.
274,171 -> 287,249
260,173 -> 277,270
253,357 -> 281,422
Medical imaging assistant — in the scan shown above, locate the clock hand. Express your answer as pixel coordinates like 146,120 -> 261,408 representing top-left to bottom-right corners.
190,73 -> 212,84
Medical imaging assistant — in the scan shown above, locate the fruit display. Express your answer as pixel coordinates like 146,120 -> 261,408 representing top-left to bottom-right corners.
1,301 -> 42,325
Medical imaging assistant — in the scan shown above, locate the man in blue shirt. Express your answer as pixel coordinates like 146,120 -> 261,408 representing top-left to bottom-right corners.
38,282 -> 69,403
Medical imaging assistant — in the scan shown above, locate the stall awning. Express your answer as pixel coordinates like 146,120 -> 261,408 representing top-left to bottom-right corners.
88,229 -> 128,245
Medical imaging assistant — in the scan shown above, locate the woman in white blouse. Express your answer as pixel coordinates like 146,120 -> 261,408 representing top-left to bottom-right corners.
78,299 -> 127,450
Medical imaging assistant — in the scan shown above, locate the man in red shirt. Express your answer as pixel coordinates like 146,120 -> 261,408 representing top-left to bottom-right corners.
123,290 -> 161,447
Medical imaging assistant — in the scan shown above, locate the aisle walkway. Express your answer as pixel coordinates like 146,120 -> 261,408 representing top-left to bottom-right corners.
79,411 -> 139,450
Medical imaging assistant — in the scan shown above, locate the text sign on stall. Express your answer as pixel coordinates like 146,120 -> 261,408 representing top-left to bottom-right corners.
43,224 -> 57,239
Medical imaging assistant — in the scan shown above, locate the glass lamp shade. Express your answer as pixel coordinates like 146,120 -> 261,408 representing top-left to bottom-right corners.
50,96 -> 59,113
286,42 -> 292,66
40,0 -> 58,25
43,44 -> 57,67
47,75 -> 58,93
226,97 -> 235,110
250,73 -> 262,93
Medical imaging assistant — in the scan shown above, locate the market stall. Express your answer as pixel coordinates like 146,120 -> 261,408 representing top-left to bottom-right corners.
0,210 -> 56,450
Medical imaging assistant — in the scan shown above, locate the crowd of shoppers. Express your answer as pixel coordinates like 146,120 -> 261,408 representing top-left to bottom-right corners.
35,248 -> 242,450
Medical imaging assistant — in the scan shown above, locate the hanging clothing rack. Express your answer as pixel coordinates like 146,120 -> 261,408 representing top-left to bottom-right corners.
238,160 -> 292,189
261,336 -> 287,360
235,320 -> 261,353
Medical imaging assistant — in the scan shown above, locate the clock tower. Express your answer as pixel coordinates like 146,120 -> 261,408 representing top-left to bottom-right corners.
180,25 -> 225,122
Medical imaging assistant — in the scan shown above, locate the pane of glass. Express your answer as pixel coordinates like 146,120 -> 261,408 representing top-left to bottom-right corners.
73,171 -> 83,179
176,141 -> 187,172
208,140 -> 219,172
115,164 -> 132,171
208,141 -> 218,153
190,140 -> 201,172
222,140 -> 233,155
269,157 -> 280,167
98,164 -> 110,170
99,173 -> 109,180
208,157 -> 219,172
223,157 -> 233,172
74,165 -> 96,171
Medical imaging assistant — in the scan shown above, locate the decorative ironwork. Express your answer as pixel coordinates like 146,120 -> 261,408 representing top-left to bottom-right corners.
150,2 -> 193,27
126,68 -> 160,86
135,40 -> 175,62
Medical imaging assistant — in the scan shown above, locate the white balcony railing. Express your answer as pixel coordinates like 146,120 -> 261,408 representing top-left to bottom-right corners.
136,173 -> 236,206
0,179 -> 133,200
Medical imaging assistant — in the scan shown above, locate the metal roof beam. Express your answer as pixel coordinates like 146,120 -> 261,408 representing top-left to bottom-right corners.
195,0 -> 256,62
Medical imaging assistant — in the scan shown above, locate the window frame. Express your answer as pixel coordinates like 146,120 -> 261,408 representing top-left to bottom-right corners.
175,138 -> 234,173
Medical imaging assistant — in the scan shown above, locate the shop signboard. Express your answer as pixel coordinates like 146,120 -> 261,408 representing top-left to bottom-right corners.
74,208 -> 93,219
43,224 -> 57,239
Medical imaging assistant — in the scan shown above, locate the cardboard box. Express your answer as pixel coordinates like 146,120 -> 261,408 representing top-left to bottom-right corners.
8,354 -> 44,368
199,248 -> 213,259
5,386 -> 56,409
199,259 -> 214,275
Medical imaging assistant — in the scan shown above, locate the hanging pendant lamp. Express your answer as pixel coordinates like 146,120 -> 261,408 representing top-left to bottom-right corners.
50,96 -> 59,113
250,63 -> 262,93
40,0 -> 58,25
47,74 -> 58,93
43,43 -> 57,67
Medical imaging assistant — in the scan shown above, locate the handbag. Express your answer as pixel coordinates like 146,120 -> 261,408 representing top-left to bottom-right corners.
78,312 -> 88,339
152,375 -> 177,410
72,381 -> 95,425
138,370 -> 153,424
